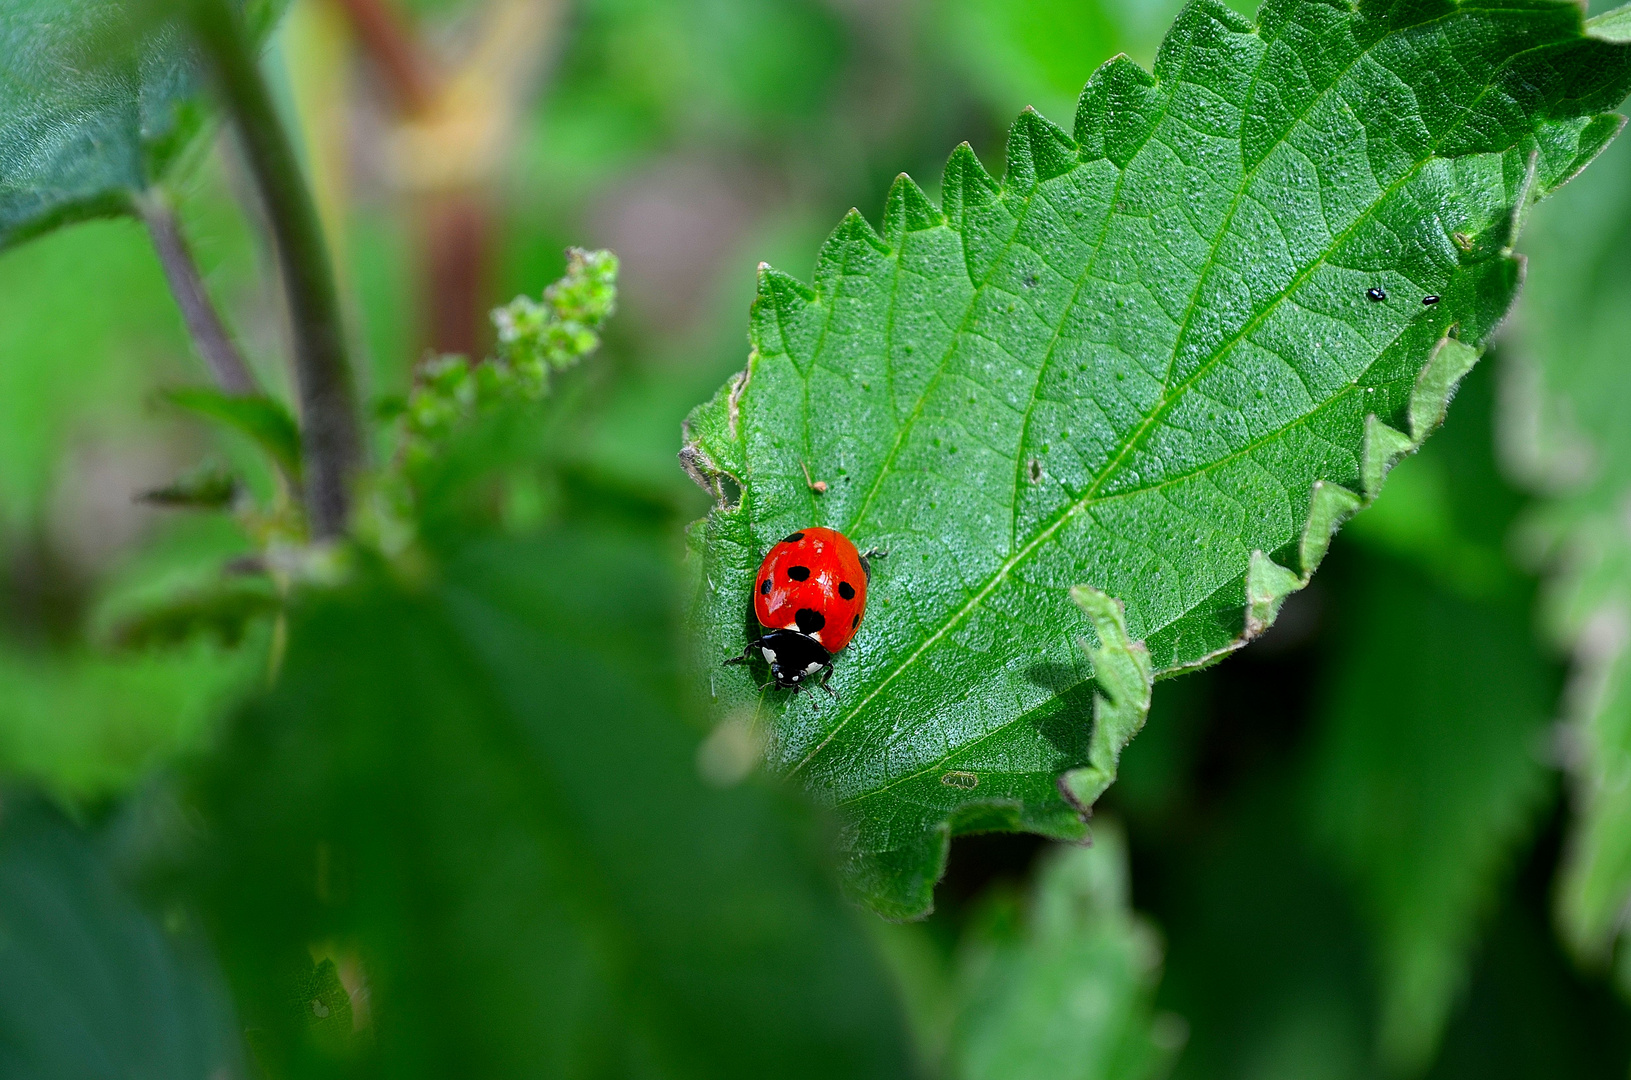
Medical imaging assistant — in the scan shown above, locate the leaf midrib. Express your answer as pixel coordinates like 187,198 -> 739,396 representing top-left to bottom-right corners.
824,381 -> 1366,808
779,14 -> 1553,779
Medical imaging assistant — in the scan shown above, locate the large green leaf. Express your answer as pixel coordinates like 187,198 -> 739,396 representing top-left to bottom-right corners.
0,0 -> 284,249
0,0 -> 196,248
683,0 -> 1631,916
183,522 -> 914,1079
1507,28 -> 1631,987
0,794 -> 245,1080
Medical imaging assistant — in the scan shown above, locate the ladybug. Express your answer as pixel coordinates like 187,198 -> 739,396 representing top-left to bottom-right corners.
725,527 -> 878,694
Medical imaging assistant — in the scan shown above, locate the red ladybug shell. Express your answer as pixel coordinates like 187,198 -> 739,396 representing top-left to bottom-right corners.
753,527 -> 868,653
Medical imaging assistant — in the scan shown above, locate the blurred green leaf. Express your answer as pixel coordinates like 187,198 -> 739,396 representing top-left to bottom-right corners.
0,0 -> 289,250
184,523 -> 914,1079
548,0 -> 847,149
685,0 -> 1631,917
1428,872 -> 1631,1078
1509,64 -> 1631,984
139,464 -> 241,509
949,825 -> 1182,1080
1155,776 -> 1375,1080
0,638 -> 263,802
162,387 -> 302,483
934,0 -> 1181,123
0,0 -> 198,247
107,577 -> 278,650
1308,553 -> 1553,1072
0,793 -> 245,1080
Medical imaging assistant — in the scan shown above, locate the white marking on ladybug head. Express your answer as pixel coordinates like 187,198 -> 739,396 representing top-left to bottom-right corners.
761,646 -> 776,664
803,661 -> 822,676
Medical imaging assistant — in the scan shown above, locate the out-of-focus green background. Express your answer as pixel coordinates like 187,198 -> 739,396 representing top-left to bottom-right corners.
4,0 -> 1631,1076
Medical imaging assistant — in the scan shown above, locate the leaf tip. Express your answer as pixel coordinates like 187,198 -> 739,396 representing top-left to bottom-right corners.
1300,479 -> 1362,578
1244,550 -> 1302,639
883,172 -> 944,245
1007,107 -> 1078,189
1408,337 -> 1481,442
941,142 -> 999,226
1362,414 -> 1415,499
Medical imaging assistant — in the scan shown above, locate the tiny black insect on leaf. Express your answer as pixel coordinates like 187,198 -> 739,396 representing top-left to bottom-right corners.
1422,294 -> 1440,305
1366,287 -> 1388,302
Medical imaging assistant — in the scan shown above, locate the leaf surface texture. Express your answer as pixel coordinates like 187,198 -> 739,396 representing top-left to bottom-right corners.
686,0 -> 1631,915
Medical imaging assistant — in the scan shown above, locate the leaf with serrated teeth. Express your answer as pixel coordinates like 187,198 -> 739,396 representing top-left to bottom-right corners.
683,0 -> 1631,917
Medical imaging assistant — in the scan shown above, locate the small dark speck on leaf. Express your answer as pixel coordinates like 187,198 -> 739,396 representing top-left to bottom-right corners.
1366,287 -> 1387,302
1422,294 -> 1440,305
1027,459 -> 1043,482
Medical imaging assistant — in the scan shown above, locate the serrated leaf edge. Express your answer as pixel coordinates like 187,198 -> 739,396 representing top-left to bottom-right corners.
678,0 -> 1616,916
1057,331 -> 1482,820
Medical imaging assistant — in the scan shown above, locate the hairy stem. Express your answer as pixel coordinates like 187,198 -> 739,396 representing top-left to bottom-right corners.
186,0 -> 361,538
136,190 -> 261,396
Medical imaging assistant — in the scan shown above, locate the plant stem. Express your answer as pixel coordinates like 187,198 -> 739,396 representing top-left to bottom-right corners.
136,190 -> 261,397
331,0 -> 437,115
186,0 -> 361,538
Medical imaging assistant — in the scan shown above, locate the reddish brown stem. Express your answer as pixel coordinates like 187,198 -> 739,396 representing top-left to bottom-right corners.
330,0 -> 437,114
419,192 -> 494,359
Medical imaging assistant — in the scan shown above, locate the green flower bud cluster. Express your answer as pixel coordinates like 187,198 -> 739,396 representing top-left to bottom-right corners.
494,247 -> 619,381
399,248 -> 618,454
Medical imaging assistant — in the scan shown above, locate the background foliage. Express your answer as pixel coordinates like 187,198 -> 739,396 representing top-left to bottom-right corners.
2,0 -> 1631,1076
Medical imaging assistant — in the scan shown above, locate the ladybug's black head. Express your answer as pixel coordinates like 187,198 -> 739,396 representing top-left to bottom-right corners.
755,628 -> 833,691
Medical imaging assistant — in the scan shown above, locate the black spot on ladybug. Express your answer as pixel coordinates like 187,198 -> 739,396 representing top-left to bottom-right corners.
1366,287 -> 1387,302
851,614 -> 859,628
787,565 -> 811,581
838,581 -> 855,600
795,608 -> 826,634
1422,294 -> 1440,306
782,531 -> 805,544
759,578 -> 771,596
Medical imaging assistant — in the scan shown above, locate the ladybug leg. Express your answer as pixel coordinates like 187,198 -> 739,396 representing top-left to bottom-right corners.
818,663 -> 837,698
858,548 -> 888,582
723,637 -> 764,667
